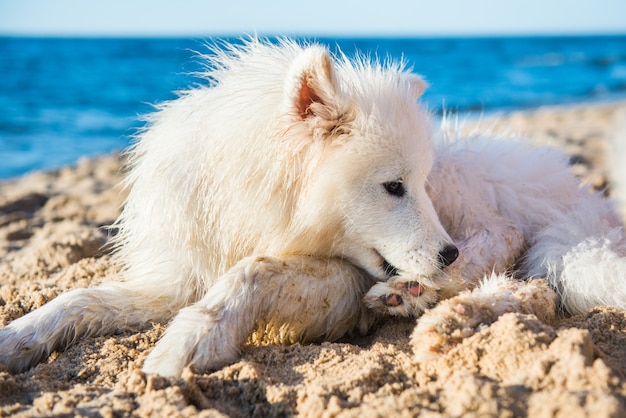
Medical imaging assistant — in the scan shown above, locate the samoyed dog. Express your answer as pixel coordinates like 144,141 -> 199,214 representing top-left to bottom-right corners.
1,39 -> 625,378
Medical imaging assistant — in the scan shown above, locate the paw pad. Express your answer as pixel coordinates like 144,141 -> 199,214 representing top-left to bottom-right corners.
380,293 -> 403,307
405,282 -> 424,297
451,303 -> 472,317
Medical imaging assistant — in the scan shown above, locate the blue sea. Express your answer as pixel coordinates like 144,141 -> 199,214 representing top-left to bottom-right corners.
1,36 -> 626,179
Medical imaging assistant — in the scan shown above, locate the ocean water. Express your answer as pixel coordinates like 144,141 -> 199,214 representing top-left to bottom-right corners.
1,36 -> 625,179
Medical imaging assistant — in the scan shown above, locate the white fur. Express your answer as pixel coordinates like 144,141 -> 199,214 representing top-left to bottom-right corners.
1,39 -> 625,377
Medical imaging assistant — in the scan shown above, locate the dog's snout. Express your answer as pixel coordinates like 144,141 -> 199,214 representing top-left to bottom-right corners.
438,244 -> 459,269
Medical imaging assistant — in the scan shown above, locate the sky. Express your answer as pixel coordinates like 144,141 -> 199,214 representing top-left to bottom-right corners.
0,0 -> 625,37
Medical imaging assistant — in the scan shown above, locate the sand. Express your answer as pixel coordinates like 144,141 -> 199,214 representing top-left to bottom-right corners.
1,101 -> 626,417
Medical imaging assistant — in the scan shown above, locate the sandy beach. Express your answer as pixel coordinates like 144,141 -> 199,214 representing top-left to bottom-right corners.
1,101 -> 626,417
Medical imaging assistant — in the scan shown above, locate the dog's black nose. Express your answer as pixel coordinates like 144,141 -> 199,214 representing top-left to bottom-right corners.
438,244 -> 459,268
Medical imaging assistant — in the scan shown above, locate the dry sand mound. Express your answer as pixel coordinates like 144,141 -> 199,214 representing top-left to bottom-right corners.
1,102 -> 626,417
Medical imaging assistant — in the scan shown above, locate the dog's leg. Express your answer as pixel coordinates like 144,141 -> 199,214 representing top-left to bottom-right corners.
0,282 -> 185,373
142,255 -> 375,378
523,195 -> 626,315
411,274 -> 557,361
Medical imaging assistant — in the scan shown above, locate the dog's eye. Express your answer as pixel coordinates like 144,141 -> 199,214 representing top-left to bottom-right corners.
383,181 -> 405,197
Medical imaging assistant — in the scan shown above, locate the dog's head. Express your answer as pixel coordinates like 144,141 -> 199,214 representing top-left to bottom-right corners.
281,43 -> 458,285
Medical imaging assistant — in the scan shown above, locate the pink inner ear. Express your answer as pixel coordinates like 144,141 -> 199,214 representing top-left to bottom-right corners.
298,75 -> 323,118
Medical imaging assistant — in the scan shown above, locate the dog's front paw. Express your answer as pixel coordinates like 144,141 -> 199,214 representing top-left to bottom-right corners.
364,277 -> 439,317
142,302 -> 240,378
142,335 -> 238,378
0,325 -> 48,374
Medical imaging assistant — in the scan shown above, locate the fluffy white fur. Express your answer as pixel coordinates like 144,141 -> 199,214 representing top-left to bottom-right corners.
367,129 -> 626,317
1,39 -> 625,378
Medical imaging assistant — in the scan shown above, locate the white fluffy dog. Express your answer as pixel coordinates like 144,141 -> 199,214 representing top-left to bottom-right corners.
1,39 -> 625,378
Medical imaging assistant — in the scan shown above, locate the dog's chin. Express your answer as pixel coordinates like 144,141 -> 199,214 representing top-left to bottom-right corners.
354,248 -> 435,283
370,249 -> 443,287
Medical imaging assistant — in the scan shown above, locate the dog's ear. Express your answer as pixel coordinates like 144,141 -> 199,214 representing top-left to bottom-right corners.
408,74 -> 428,99
286,46 -> 339,120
